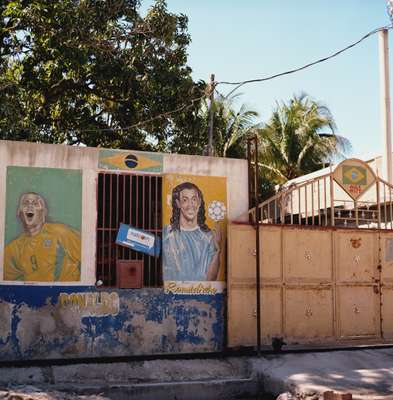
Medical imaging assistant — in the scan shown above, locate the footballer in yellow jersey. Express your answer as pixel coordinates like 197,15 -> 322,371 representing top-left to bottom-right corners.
4,192 -> 81,282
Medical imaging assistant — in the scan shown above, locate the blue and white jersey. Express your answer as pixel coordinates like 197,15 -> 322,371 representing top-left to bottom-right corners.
163,225 -> 218,281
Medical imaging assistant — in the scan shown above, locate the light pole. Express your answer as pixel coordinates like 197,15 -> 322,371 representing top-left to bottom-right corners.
379,2 -> 393,183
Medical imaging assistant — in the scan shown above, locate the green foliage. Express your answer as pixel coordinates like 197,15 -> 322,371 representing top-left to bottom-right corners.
257,93 -> 351,185
0,0 -> 201,149
169,92 -> 260,158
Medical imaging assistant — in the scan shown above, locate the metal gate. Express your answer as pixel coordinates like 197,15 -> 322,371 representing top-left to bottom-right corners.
228,156 -> 393,348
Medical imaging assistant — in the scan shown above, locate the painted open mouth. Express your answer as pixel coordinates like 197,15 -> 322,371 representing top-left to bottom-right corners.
26,212 -> 34,221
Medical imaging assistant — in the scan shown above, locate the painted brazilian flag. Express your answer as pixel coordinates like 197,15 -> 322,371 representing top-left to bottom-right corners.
342,165 -> 367,185
99,149 -> 163,173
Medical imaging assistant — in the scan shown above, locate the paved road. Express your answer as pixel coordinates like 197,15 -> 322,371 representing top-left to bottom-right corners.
253,348 -> 393,399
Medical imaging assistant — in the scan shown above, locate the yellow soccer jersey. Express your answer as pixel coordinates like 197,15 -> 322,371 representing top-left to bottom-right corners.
4,223 -> 81,282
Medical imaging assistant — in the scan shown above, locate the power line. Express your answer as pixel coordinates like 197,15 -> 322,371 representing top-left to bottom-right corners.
219,25 -> 393,98
72,92 -> 207,133
75,25 -> 393,133
8,25 -> 392,135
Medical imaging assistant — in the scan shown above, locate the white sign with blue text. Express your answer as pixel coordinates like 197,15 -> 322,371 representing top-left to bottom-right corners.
116,223 -> 161,257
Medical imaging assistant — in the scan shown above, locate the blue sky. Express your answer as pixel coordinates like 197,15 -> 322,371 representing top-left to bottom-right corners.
144,1 -> 391,160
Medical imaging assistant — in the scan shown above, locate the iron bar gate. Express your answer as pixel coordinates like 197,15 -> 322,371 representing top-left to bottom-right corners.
96,172 -> 162,287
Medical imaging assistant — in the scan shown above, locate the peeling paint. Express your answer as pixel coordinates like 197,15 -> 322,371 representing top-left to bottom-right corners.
0,286 -> 224,361
0,300 -> 12,342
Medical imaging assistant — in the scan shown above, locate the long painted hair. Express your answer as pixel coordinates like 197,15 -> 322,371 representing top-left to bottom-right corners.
170,182 -> 210,232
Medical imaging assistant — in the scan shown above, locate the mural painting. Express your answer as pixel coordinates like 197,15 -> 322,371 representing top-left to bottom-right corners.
98,149 -> 163,173
162,174 -> 227,292
3,166 -> 82,282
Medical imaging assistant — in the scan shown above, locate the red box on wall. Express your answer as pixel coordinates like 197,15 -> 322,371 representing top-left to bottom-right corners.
116,260 -> 144,288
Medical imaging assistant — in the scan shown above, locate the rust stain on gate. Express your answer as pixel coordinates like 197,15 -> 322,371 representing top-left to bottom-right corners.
228,157 -> 393,348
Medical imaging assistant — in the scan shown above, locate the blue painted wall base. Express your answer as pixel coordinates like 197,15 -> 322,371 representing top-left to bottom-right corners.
0,285 -> 224,361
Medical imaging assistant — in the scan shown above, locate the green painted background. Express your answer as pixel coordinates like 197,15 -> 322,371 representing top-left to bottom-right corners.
5,166 -> 82,244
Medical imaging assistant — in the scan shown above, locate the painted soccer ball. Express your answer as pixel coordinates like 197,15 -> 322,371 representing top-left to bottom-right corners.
208,201 -> 226,222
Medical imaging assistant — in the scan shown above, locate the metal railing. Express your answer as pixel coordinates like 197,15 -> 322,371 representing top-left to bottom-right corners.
249,172 -> 393,230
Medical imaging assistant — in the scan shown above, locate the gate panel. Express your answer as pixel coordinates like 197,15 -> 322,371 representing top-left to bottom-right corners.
335,231 -> 376,283
337,286 -> 379,338
380,287 -> 393,339
285,287 -> 334,339
283,228 -> 332,282
283,228 -> 334,341
229,287 -> 257,346
260,226 -> 282,344
229,224 -> 256,281
381,233 -> 393,281
260,226 -> 281,280
228,224 -> 257,347
380,232 -> 393,339
334,231 -> 380,339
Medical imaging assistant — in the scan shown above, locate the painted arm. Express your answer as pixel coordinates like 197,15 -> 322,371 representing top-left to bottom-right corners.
206,223 -> 222,281
56,225 -> 81,281
4,242 -> 25,281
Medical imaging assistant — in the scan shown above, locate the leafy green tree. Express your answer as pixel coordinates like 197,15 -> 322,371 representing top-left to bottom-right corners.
257,94 -> 350,185
0,0 -> 202,149
169,93 -> 259,158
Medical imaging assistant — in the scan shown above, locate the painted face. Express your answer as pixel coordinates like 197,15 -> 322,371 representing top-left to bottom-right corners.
18,193 -> 46,231
176,188 -> 201,223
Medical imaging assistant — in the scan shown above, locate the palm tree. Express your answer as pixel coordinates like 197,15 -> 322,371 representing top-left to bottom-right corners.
210,93 -> 260,158
258,93 -> 350,184
169,93 -> 260,158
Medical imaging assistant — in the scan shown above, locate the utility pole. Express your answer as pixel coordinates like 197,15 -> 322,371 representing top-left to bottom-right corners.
379,28 -> 393,184
207,74 -> 215,156
253,136 -> 262,356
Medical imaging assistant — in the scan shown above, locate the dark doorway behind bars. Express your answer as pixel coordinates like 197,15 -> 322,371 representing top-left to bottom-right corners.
96,172 -> 163,287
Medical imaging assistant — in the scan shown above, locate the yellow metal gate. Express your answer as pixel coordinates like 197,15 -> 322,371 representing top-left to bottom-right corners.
228,225 -> 393,347
228,158 -> 393,348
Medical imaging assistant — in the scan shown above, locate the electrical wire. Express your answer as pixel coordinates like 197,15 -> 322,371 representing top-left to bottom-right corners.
22,25 -> 392,134
219,25 -> 393,98
72,92 -> 206,133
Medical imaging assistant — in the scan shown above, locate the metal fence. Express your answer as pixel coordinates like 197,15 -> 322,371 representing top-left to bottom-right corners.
250,172 -> 393,230
96,172 -> 162,287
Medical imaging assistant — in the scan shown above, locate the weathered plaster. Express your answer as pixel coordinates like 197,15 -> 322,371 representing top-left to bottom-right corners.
0,300 -> 12,341
0,140 -> 238,361
0,286 -> 224,361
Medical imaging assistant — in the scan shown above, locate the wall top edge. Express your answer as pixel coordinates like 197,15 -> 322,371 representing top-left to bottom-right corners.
0,139 -> 247,167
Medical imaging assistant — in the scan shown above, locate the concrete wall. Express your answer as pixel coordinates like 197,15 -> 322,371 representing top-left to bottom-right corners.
0,286 -> 223,360
0,140 -> 248,361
